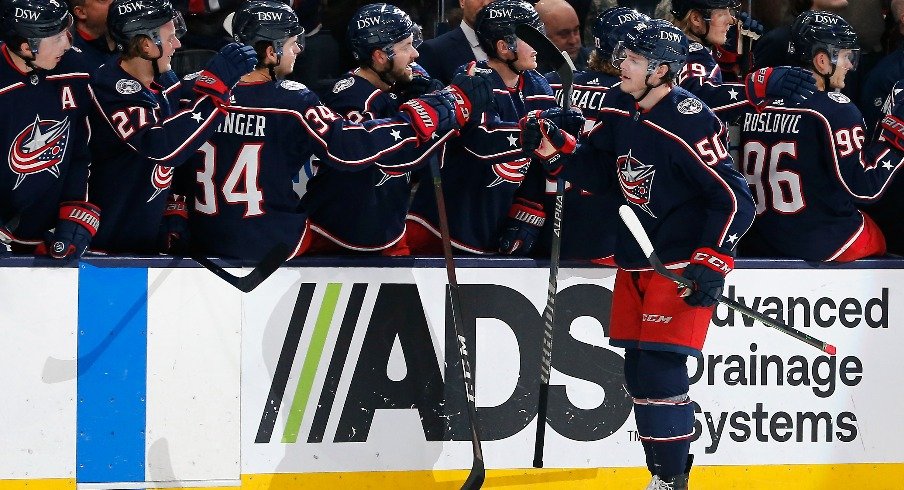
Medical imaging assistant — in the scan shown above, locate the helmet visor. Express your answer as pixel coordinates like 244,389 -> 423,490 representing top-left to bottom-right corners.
833,47 -> 860,71
173,11 -> 187,39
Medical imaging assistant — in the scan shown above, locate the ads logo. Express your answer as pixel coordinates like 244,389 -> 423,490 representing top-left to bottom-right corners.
254,282 -> 632,445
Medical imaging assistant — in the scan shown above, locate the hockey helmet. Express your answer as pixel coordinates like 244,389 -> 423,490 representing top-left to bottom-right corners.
107,0 -> 186,53
474,0 -> 544,57
0,0 -> 72,54
592,7 -> 649,61
348,3 -> 420,62
614,19 -> 688,80
670,0 -> 739,20
789,10 -> 859,70
231,0 -> 304,61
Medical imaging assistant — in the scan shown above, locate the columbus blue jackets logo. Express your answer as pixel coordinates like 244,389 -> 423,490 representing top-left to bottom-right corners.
8,115 -> 71,189
617,150 -> 656,217
488,158 -> 530,187
147,165 -> 173,202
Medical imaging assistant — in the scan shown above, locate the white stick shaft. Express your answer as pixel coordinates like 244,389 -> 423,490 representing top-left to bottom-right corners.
618,205 -> 655,258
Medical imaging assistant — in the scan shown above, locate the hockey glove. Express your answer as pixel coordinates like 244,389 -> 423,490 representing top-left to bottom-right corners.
194,42 -> 258,105
498,198 -> 546,255
400,91 -> 456,142
679,247 -> 734,308
519,112 -> 577,175
158,194 -> 190,255
447,66 -> 494,125
394,74 -> 444,102
744,66 -> 816,107
537,107 -> 585,137
722,12 -> 763,55
39,201 -> 100,260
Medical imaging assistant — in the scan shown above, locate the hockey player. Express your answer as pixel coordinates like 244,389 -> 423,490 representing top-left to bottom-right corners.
738,11 -> 904,261
185,0 -> 492,261
405,0 -> 576,255
528,20 -> 754,489
536,7 -> 647,264
671,0 -> 817,122
86,0 -> 258,254
302,3 -> 442,256
0,0 -> 99,260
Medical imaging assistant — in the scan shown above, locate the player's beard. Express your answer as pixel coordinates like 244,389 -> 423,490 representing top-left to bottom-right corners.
385,58 -> 414,85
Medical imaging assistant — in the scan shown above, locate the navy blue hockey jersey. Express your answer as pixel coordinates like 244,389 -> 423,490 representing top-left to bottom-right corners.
0,45 -> 91,246
678,42 -> 751,123
301,72 -> 435,250
186,78 -> 450,261
87,62 -> 227,253
71,28 -> 116,73
739,91 -> 904,261
564,86 -> 755,269
406,62 -> 556,253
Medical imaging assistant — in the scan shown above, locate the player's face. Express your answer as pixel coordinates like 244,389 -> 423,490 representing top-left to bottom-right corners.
276,35 -> 303,77
33,29 -> 72,70
706,8 -> 735,46
388,35 -> 419,83
154,20 -> 182,72
618,49 -> 651,95
829,48 -> 856,89
513,38 -> 538,71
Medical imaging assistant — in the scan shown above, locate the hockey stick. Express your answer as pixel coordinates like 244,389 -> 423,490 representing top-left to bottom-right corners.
618,205 -> 836,355
515,22 -> 576,469
429,157 -> 485,489
192,242 -> 290,293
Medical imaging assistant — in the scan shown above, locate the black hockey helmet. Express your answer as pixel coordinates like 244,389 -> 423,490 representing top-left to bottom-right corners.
0,0 -> 72,54
615,19 -> 688,80
592,7 -> 649,61
231,0 -> 304,61
670,0 -> 739,20
348,3 -> 420,63
789,10 -> 859,70
107,0 -> 186,53
474,0 -> 543,57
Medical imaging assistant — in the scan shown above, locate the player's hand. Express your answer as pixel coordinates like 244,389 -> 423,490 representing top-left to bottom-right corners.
448,62 -> 494,125
679,247 -> 734,307
158,194 -> 190,255
518,111 -> 577,175
194,42 -> 258,105
745,66 -> 816,106
37,201 -> 100,260
498,198 -> 546,255
395,74 -> 444,102
537,107 -> 585,137
723,12 -> 763,54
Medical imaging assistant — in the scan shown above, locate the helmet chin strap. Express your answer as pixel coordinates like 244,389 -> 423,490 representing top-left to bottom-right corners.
374,55 -> 398,88
504,42 -> 523,75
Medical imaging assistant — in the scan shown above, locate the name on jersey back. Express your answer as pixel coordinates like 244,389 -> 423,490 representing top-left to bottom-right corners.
742,112 -> 802,134
216,112 -> 267,137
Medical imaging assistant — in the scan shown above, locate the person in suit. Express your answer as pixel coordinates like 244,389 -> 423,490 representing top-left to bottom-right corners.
418,0 -> 493,83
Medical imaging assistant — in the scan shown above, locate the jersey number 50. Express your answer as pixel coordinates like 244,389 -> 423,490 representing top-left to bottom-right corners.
194,142 -> 265,217
742,141 -> 803,215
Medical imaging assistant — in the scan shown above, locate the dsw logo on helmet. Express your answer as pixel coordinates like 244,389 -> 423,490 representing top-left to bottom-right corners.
116,1 -> 146,14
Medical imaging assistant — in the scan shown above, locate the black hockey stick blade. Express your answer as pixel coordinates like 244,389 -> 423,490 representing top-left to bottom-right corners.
618,205 -> 836,355
193,242 -> 290,293
515,24 -> 576,110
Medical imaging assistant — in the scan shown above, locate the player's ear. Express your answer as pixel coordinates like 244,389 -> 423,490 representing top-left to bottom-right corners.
371,48 -> 388,67
72,5 -> 87,22
812,51 -> 830,75
496,39 -> 509,56
266,44 -> 278,64
17,41 -> 32,57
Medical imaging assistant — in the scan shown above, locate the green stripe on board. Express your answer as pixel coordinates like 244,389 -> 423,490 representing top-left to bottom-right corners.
282,283 -> 342,443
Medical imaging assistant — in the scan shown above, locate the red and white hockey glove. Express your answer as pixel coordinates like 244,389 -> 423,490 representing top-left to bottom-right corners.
680,247 -> 734,307
498,198 -> 546,255
193,43 -> 257,106
519,111 -> 577,175
37,201 -> 100,260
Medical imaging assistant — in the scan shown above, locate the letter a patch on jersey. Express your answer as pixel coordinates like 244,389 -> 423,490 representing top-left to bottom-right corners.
617,149 -> 656,217
8,115 -> 71,189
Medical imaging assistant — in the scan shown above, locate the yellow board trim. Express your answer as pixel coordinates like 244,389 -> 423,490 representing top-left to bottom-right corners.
4,465 -> 904,490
